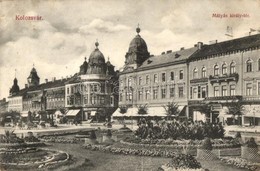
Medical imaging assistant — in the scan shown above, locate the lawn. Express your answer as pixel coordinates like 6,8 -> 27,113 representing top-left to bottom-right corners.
49,143 -> 248,171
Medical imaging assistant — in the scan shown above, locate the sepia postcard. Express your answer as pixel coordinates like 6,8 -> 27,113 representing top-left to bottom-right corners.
0,0 -> 260,171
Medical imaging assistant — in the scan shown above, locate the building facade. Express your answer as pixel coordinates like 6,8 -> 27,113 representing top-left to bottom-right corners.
65,42 -> 118,122
115,27 -> 198,118
188,34 -> 260,125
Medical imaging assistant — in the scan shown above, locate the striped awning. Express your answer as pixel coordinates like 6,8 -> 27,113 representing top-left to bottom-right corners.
20,111 -> 29,117
66,109 -> 80,116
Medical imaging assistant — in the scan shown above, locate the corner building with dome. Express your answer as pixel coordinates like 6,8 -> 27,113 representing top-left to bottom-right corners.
65,42 -> 118,122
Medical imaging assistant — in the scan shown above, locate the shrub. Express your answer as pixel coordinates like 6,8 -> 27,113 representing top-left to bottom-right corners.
107,129 -> 112,137
166,153 -> 202,169
119,106 -> 128,114
137,104 -> 148,115
235,132 -> 241,139
200,138 -> 213,150
90,130 -> 97,139
245,137 -> 258,148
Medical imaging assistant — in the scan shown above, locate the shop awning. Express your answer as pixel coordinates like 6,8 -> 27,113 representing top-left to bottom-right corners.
91,111 -> 96,116
66,109 -> 80,116
20,111 -> 29,117
148,106 -> 167,117
54,110 -> 63,116
112,108 -> 123,117
125,107 -> 139,117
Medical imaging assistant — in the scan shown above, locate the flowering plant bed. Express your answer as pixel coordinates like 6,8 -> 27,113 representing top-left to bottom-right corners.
159,154 -> 205,171
39,136 -> 81,144
123,136 -> 240,149
83,143 -> 180,158
220,157 -> 259,171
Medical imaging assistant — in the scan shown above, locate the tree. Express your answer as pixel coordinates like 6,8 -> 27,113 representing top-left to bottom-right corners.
227,100 -> 245,126
137,104 -> 148,115
163,101 -> 180,120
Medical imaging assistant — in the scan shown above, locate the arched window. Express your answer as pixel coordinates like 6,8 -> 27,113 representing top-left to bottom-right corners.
214,65 -> 219,76
230,62 -> 236,74
246,59 -> 253,72
193,68 -> 198,79
201,67 -> 206,78
222,63 -> 227,75
258,58 -> 260,71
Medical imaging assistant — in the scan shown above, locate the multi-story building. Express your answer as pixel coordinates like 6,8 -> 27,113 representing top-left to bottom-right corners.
0,98 -> 8,114
188,34 -> 260,125
65,42 -> 118,122
114,26 -> 198,118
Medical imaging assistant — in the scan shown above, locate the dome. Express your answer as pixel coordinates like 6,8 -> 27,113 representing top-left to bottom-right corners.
124,25 -> 150,66
128,34 -> 148,53
88,42 -> 105,64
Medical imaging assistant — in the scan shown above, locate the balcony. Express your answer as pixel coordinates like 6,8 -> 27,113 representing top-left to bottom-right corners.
205,95 -> 242,102
190,77 -> 208,84
188,99 -> 206,106
243,96 -> 260,103
209,73 -> 239,85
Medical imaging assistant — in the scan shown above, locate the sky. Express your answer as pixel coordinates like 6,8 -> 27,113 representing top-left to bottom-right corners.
0,0 -> 260,99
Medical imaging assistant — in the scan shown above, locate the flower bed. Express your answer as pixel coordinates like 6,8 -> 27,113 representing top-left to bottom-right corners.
83,143 -> 183,158
39,136 -> 80,144
0,148 -> 70,170
159,153 -> 205,171
220,157 -> 258,171
122,137 -> 240,149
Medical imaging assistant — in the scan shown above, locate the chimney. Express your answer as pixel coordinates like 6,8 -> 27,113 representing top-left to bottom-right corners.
180,47 -> 185,50
25,84 -> 28,88
52,77 -> 56,82
166,50 -> 172,54
197,42 -> 203,49
45,79 -> 48,83
161,52 -> 165,55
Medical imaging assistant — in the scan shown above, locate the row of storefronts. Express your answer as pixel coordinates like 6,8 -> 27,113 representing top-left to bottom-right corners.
7,42 -> 118,123
116,27 -> 260,126
5,26 -> 260,125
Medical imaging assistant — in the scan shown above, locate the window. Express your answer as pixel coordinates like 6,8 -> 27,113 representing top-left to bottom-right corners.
222,85 -> 227,96
258,82 -> 260,95
214,65 -> 219,76
84,95 -> 88,104
170,72 -> 174,81
138,90 -> 143,100
145,90 -> 150,100
201,67 -> 206,78
179,70 -> 184,80
170,87 -> 175,98
193,88 -> 198,99
153,88 -> 158,99
119,93 -> 123,101
246,60 -> 253,72
193,68 -> 198,79
67,87 -> 69,94
230,62 -> 236,74
222,63 -> 227,75
154,74 -> 158,83
214,86 -> 219,97
138,76 -> 142,85
110,96 -> 114,106
201,87 -> 206,98
230,85 -> 236,96
178,86 -> 184,98
258,59 -> 260,71
126,92 -> 128,101
161,88 -> 166,99
145,75 -> 150,84
198,86 -> 201,98
129,91 -> 132,101
120,80 -> 123,87
162,73 -> 166,82
246,83 -> 253,96
128,77 -> 132,87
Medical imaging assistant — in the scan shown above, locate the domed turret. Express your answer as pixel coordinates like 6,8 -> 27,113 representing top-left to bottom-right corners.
125,25 -> 150,68
79,57 -> 88,75
9,77 -> 20,96
27,65 -> 40,87
87,41 -> 107,74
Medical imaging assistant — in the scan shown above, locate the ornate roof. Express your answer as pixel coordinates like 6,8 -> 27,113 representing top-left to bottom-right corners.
9,77 -> 20,95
